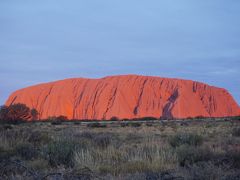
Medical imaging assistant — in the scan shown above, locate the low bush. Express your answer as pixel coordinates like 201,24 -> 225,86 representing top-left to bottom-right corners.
195,116 -> 205,119
49,115 -> 68,125
0,119 -> 26,125
74,121 -> 81,125
44,140 -> 76,167
169,133 -> 203,148
27,159 -> 49,171
87,122 -> 107,128
15,143 -> 39,160
232,127 -> 240,137
179,122 -> 189,126
176,145 -> 212,166
129,122 -> 142,128
0,129 -> 30,150
145,122 -> 153,127
51,120 -> 62,125
110,116 -> 119,121
28,131 -> 51,146
93,133 -> 112,148
138,117 -> 158,121
230,116 -> 240,121
120,122 -> 129,127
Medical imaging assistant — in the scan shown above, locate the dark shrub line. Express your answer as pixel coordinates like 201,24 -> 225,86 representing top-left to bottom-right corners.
87,122 -> 107,128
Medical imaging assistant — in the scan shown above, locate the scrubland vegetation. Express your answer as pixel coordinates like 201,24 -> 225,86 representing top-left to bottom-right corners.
0,104 -> 240,179
0,117 -> 240,180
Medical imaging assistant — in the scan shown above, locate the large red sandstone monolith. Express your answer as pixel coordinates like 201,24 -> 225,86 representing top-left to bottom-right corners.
5,75 -> 240,120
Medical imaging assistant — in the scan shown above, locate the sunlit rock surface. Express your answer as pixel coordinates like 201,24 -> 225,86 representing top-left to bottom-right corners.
5,75 -> 240,120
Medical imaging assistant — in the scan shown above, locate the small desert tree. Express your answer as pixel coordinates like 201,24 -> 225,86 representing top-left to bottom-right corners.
0,103 -> 39,123
7,103 -> 31,120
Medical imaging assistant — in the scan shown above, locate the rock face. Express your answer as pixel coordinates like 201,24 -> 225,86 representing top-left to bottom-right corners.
5,75 -> 240,120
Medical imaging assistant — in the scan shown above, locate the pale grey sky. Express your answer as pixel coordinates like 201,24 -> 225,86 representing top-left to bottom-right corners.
0,0 -> 240,105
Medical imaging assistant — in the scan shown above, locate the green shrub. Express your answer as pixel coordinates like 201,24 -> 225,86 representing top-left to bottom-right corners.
129,122 -> 142,127
138,117 -> 158,121
15,143 -> 39,160
145,122 -> 153,127
179,122 -> 189,126
51,120 -> 63,125
93,133 -> 111,148
230,116 -> 240,121
195,116 -> 205,119
120,121 -> 143,127
74,121 -> 81,125
169,133 -> 203,148
110,116 -> 119,121
87,122 -> 107,128
28,131 -> 51,146
232,128 -> 240,137
176,145 -> 212,166
27,159 -> 49,171
0,119 -> 26,125
49,115 -> 68,125
45,140 -> 76,167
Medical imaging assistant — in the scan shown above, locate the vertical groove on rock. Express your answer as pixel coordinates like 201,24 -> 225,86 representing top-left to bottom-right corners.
133,79 -> 148,115
162,90 -> 179,118
39,85 -> 54,118
103,81 -> 119,119
91,81 -> 106,119
73,80 -> 89,119
9,96 -> 17,105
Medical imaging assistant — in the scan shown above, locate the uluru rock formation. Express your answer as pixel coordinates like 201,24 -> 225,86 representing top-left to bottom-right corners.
5,75 -> 240,120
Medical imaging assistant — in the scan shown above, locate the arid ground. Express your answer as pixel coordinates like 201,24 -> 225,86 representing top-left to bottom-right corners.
0,118 -> 240,180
